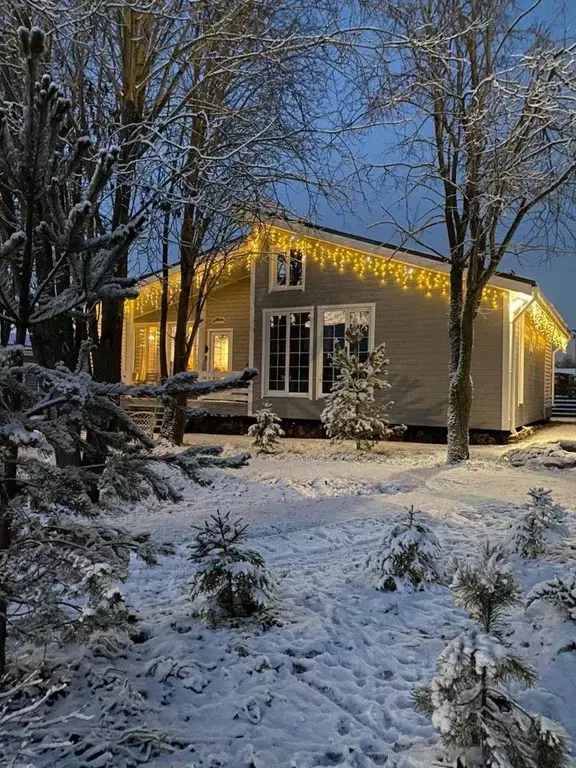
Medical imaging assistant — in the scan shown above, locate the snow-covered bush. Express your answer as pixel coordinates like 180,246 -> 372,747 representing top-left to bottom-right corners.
248,403 -> 284,453
321,323 -> 393,450
365,506 -> 440,591
528,571 -> 576,621
414,545 -> 570,768
190,512 -> 277,622
505,488 -> 568,558
0,669 -> 72,766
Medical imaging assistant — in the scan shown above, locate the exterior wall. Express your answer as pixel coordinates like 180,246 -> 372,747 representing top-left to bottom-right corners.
513,316 -> 552,427
204,276 -> 251,371
128,274 -> 250,380
252,242 -> 505,430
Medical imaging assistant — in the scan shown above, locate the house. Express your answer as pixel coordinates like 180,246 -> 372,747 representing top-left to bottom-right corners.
122,219 -> 570,435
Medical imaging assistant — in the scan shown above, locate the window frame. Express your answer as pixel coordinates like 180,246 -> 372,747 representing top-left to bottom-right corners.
268,249 -> 306,292
261,306 -> 314,399
207,328 -> 234,372
315,303 -> 376,399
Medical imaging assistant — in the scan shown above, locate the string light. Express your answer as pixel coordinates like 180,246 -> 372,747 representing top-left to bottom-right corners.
129,224 -> 569,351
528,301 -> 569,351
267,227 -> 503,310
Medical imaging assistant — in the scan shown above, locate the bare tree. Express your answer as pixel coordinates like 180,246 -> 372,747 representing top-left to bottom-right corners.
363,0 -> 576,461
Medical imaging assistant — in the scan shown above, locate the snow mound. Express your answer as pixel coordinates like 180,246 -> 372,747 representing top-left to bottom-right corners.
504,441 -> 576,470
258,475 -> 408,498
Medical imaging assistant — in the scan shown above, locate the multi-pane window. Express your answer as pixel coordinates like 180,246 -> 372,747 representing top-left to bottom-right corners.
320,307 -> 372,395
133,323 -> 197,383
271,249 -> 304,290
266,311 -> 311,394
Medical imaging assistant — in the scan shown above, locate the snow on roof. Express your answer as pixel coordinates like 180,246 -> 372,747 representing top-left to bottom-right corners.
555,368 -> 576,376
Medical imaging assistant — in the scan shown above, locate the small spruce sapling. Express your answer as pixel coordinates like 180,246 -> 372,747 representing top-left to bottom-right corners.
414,545 -> 570,768
527,571 -> 576,621
505,488 -> 568,558
365,506 -> 440,591
190,512 -> 277,622
321,323 -> 393,450
248,403 -> 284,453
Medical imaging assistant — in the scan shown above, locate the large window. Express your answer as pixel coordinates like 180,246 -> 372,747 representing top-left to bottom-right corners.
133,323 -> 197,383
270,249 -> 305,291
318,305 -> 374,396
264,309 -> 312,396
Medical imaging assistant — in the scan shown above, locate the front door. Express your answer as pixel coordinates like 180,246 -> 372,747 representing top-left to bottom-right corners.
208,329 -> 233,372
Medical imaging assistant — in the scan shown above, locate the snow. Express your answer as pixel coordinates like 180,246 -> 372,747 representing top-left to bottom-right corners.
8,423 -> 576,768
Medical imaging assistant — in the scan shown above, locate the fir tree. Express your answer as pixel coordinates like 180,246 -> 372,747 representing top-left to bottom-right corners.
505,488 -> 568,559
414,545 -> 570,768
248,402 -> 284,453
527,571 -> 576,621
365,506 -> 440,591
0,27 -> 256,677
190,512 -> 277,622
321,322 -> 393,450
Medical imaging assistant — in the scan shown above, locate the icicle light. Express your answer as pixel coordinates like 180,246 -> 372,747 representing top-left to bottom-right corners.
267,227 -> 502,309
128,225 -> 569,351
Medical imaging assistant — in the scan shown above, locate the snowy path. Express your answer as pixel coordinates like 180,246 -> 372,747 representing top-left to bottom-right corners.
22,441 -> 576,768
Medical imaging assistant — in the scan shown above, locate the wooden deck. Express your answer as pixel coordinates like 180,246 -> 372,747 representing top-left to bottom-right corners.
122,386 -> 249,426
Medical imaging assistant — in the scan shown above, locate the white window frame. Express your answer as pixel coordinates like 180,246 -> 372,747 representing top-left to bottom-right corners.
261,306 -> 314,399
208,328 -> 233,372
517,314 -> 525,406
268,250 -> 306,292
315,303 -> 376,399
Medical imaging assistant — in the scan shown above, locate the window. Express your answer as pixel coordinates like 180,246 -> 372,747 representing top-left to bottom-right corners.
208,330 -> 232,372
264,309 -> 312,396
133,323 -> 197,383
270,249 -> 305,291
318,305 -> 374,396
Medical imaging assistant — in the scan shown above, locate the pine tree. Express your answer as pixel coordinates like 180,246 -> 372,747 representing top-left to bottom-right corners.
414,545 -> 570,768
190,512 -> 277,622
528,571 -> 576,621
505,488 -> 568,559
321,322 -> 393,450
248,402 -> 284,453
0,27 -> 256,677
365,506 -> 440,591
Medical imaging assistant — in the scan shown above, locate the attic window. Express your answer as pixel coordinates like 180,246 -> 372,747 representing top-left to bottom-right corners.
270,249 -> 305,291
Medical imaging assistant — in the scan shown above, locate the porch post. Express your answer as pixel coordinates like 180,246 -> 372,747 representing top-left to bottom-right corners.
122,299 -> 135,384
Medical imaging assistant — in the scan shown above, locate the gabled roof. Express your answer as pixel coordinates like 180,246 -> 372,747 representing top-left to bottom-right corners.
268,217 -> 538,290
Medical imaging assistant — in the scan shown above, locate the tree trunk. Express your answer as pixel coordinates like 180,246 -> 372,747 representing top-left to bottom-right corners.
161,205 -> 204,446
447,288 -> 479,463
159,207 -> 171,382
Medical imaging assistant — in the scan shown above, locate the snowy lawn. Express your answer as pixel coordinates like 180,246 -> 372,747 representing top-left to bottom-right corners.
13,425 -> 576,768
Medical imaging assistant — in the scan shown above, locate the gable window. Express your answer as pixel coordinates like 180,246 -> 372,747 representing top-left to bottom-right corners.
317,305 -> 374,396
270,249 -> 305,291
263,309 -> 312,396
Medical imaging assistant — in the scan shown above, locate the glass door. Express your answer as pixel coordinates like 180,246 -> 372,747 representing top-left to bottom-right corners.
208,330 -> 232,372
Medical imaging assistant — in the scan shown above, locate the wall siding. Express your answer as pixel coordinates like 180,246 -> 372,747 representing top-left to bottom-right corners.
253,247 -> 505,429
204,277 -> 251,371
514,318 -> 550,427
132,276 -> 251,373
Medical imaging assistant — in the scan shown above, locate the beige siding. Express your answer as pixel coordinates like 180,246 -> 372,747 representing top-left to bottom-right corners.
131,275 -> 250,375
204,276 -> 251,371
513,317 -> 550,427
253,246 -> 505,429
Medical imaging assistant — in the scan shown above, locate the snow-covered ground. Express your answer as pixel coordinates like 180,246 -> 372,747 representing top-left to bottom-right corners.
16,424 -> 576,767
